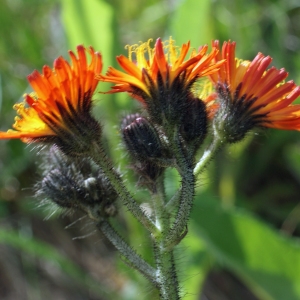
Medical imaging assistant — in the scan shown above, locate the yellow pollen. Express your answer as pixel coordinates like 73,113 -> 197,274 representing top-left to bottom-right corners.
125,37 -> 189,69
236,58 -> 244,66
125,39 -> 154,69
162,36 -> 178,65
190,48 -> 197,58
11,100 -> 49,133
125,43 -> 138,62
29,92 -> 38,100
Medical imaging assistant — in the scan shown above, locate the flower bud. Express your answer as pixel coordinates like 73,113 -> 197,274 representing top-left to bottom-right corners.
122,116 -> 164,161
41,169 -> 83,209
121,113 -> 142,130
37,147 -> 118,218
180,97 -> 207,145
133,161 -> 163,191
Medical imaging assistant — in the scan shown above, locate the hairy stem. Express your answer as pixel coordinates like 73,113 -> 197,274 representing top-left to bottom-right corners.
153,241 -> 180,300
151,176 -> 180,299
90,142 -> 157,234
165,167 -> 194,248
193,132 -> 222,178
151,176 -> 169,234
165,129 -> 195,248
97,220 -> 158,286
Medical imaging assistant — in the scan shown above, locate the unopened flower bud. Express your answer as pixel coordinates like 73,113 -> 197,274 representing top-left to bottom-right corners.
180,97 -> 207,145
133,161 -> 163,191
122,116 -> 164,161
41,169 -> 82,209
37,147 -> 118,218
121,113 -> 142,130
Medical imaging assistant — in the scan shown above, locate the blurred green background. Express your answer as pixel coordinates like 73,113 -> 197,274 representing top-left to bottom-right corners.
0,0 -> 300,299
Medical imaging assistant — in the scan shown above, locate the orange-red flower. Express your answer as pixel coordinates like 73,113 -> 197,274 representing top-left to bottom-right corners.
0,45 -> 103,153
100,37 -> 222,99
98,37 -> 224,125
210,40 -> 300,141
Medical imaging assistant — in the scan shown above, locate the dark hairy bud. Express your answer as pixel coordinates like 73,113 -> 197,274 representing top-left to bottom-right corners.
121,113 -> 142,130
121,115 -> 168,190
37,147 -> 118,218
41,169 -> 82,209
180,97 -> 208,145
122,116 -> 164,161
133,161 -> 164,192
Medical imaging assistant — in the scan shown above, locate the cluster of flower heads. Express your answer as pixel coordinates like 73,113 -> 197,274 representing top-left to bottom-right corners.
1,37 -> 300,153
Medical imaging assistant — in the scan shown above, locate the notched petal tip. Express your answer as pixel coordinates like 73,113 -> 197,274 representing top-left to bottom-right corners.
27,70 -> 40,82
76,44 -> 85,52
53,57 -> 65,69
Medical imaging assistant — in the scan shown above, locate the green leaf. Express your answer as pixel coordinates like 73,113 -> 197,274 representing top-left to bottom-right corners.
61,0 -> 114,67
180,231 -> 211,300
191,196 -> 300,300
169,0 -> 215,47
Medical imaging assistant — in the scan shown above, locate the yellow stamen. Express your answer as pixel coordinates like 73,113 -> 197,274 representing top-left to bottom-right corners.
11,101 -> 51,134
125,39 -> 154,69
163,36 -> 178,65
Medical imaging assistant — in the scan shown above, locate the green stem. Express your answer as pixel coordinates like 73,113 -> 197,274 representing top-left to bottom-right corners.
151,176 -> 169,234
153,241 -> 180,300
165,167 -> 194,248
165,188 -> 180,214
164,130 -> 195,248
193,133 -> 222,178
151,173 -> 179,299
162,132 -> 222,249
97,220 -> 158,286
89,142 -> 157,234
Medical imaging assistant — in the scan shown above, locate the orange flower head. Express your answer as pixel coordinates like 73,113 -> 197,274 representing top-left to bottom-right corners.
0,45 -> 103,154
210,40 -> 300,143
99,37 -> 224,126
